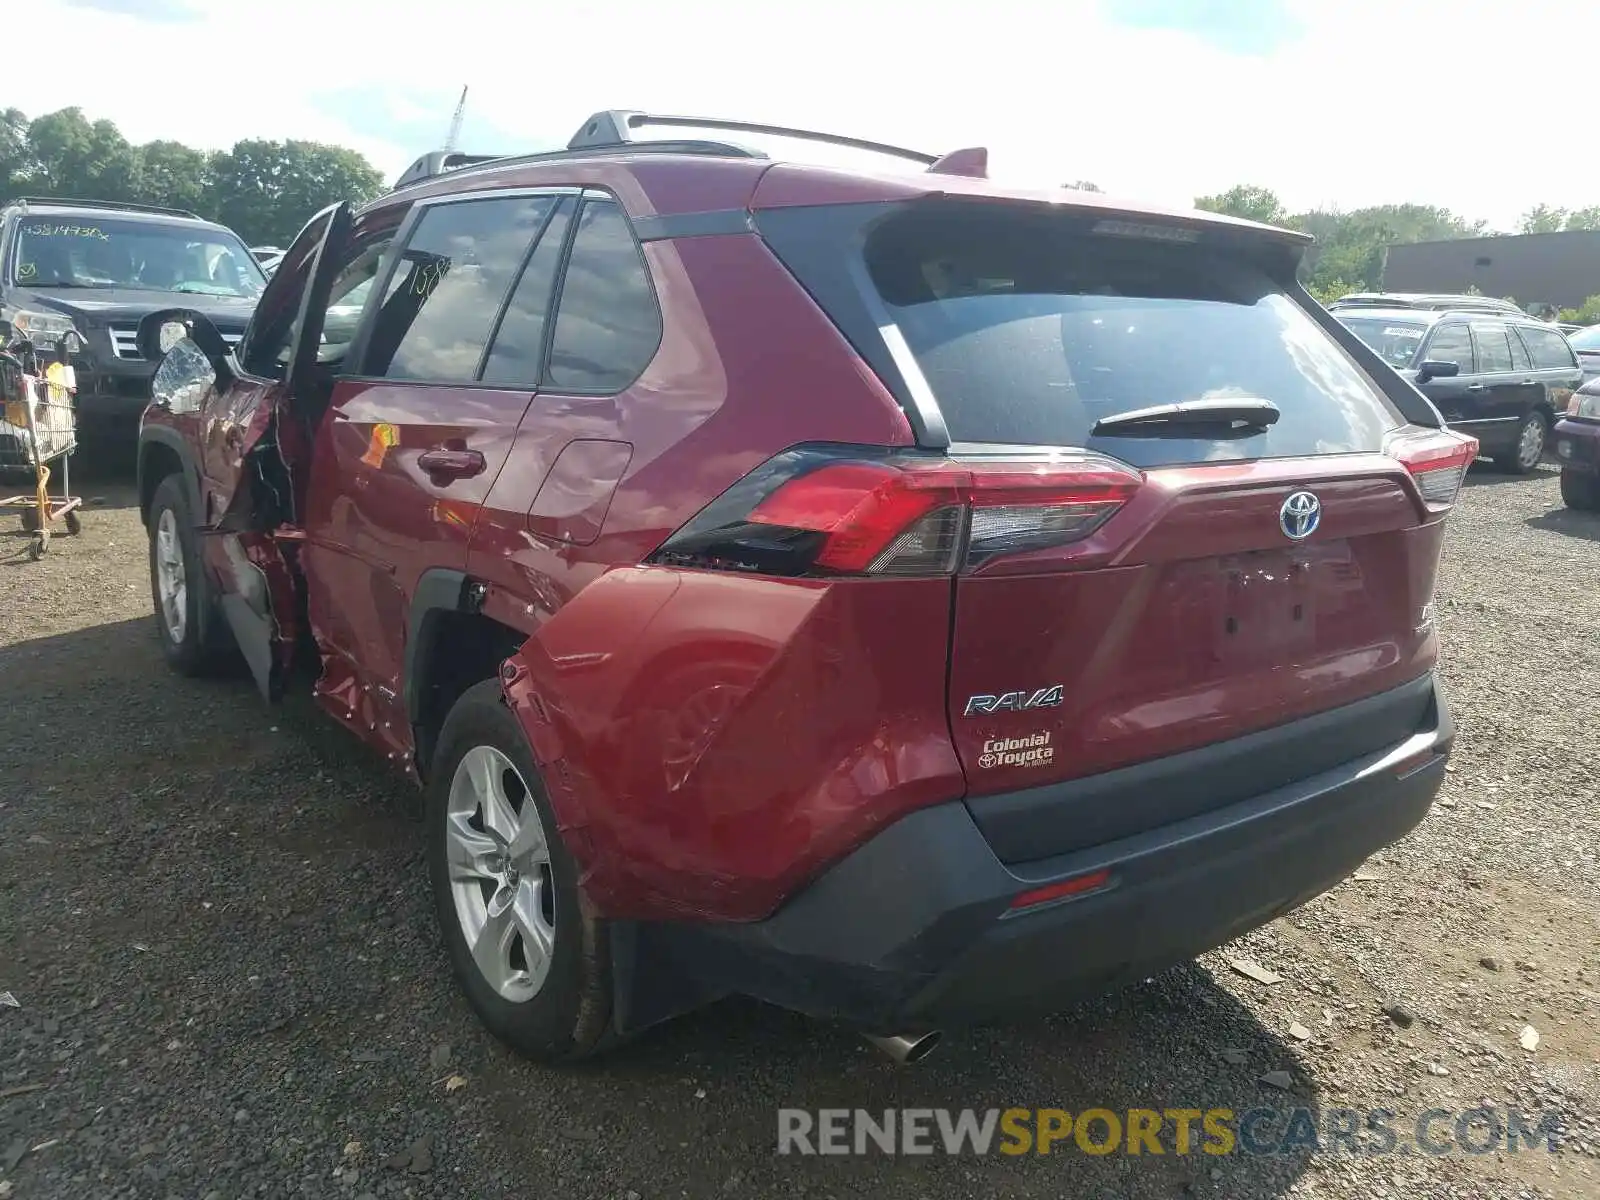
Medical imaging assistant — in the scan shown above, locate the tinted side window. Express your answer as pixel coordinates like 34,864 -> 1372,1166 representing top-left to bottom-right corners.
545,200 -> 661,392
1508,326 -> 1532,371
1423,324 -> 1473,373
1519,325 -> 1579,371
1471,323 -> 1514,373
479,198 -> 575,388
366,195 -> 557,383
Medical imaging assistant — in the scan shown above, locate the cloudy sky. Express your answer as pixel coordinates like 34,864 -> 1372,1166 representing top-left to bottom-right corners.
23,0 -> 1596,230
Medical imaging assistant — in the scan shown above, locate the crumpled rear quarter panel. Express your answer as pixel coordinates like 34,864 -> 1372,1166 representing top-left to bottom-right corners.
500,566 -> 966,922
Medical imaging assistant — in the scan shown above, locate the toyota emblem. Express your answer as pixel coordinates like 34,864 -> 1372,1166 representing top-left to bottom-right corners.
1279,491 -> 1321,540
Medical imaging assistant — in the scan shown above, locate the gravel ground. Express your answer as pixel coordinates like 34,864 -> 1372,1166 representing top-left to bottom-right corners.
1,461 -> 1597,1200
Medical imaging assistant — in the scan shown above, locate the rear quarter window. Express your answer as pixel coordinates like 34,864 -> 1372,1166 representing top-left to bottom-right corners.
1518,324 -> 1579,371
856,204 -> 1402,466
543,199 -> 661,393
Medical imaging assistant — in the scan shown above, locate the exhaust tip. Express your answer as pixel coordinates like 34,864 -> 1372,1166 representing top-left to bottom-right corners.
863,1030 -> 943,1065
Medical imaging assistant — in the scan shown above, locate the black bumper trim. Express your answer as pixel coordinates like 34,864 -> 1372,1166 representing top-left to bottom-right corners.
966,674 -> 1438,864
612,674 -> 1453,1033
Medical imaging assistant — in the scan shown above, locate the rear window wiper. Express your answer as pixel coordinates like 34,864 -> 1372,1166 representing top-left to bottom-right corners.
1092,397 -> 1281,435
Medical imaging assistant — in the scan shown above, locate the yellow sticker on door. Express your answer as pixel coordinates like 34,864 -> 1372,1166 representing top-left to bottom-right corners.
360,422 -> 398,468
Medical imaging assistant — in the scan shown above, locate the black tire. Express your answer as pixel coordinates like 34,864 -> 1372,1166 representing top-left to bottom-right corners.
19,506 -> 39,533
146,473 -> 234,674
1560,467 -> 1600,511
426,679 -> 616,1063
1498,410 -> 1549,475
63,509 -> 81,536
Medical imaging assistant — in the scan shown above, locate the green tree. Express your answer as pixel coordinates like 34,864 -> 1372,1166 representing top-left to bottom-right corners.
1564,206 -> 1600,231
210,138 -> 382,245
1289,203 -> 1490,295
131,139 -> 213,215
1519,204 -> 1567,234
1,106 -> 385,249
1194,184 -> 1287,227
1305,277 -> 1360,308
1558,294 -> 1600,325
24,107 -> 137,200
0,108 -> 32,199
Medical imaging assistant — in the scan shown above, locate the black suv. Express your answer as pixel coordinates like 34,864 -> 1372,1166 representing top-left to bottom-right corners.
1334,307 -> 1582,472
1328,293 -> 1527,317
0,197 -> 265,447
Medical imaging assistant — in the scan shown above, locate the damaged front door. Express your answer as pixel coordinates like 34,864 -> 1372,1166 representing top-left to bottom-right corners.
193,201 -> 354,700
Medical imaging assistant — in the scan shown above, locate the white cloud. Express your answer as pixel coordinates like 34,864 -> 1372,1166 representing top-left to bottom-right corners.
14,0 -> 1598,230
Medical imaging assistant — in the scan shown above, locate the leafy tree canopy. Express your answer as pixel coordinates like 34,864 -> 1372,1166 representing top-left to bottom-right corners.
0,105 -> 384,246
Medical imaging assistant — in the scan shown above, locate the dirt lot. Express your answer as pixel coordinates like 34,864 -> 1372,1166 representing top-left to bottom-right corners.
1,461 -> 1597,1200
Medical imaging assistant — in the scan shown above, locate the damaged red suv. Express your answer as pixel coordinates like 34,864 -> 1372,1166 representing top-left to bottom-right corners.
135,111 -> 1474,1064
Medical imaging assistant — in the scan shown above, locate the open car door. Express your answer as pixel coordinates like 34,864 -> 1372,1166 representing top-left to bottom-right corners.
203,201 -> 353,700
206,202 -> 354,532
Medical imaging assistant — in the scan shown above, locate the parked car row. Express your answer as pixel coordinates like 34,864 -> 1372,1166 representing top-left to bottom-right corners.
1331,304 -> 1580,473
1328,293 -> 1600,508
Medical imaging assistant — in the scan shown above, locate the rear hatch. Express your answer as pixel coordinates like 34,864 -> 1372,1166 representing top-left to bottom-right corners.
754,190 -> 1473,862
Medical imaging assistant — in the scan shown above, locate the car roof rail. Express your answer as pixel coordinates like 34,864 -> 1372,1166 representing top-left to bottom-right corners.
390,151 -> 512,191
566,110 -> 972,173
387,138 -> 775,192
389,111 -> 985,193
5,195 -> 203,219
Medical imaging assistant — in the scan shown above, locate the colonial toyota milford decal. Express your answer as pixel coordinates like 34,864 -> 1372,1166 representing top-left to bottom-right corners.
979,732 -> 1054,770
965,684 -> 1065,771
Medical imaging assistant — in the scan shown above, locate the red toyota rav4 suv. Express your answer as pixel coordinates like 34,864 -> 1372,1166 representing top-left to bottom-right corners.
135,111 -> 1475,1064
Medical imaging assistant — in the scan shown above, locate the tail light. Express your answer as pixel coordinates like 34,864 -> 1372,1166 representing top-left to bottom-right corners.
648,445 -> 1142,577
1386,428 -> 1479,513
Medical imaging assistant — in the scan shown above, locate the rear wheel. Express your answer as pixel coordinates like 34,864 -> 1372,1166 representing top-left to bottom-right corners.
426,679 -> 615,1063
1501,410 -> 1549,474
1560,467 -> 1600,511
147,474 -> 233,674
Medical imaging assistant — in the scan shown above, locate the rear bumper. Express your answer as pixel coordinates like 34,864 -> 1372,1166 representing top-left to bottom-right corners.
615,673 -> 1452,1032
1554,418 -> 1600,473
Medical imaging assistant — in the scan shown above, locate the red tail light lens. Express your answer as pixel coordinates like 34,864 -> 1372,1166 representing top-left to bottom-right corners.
650,446 -> 1143,578
1387,428 -> 1479,513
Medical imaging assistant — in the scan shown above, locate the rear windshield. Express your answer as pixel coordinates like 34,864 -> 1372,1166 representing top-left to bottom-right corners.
1336,317 -> 1428,368
853,205 -> 1401,463
1568,326 -> 1600,351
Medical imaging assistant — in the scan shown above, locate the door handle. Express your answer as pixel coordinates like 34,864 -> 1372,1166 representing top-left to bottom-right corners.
1465,384 -> 1488,392
418,445 -> 486,483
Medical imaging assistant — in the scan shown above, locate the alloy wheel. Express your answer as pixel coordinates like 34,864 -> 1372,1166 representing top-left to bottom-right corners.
1518,416 -> 1547,470
444,745 -> 556,1002
154,507 -> 187,645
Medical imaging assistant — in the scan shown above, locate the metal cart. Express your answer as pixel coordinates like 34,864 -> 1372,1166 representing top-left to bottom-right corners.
0,327 -> 84,560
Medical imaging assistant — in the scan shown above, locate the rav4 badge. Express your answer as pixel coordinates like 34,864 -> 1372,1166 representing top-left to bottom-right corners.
963,685 -> 1065,718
